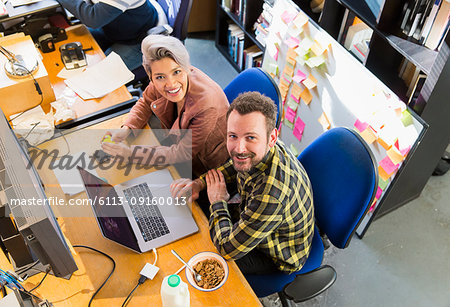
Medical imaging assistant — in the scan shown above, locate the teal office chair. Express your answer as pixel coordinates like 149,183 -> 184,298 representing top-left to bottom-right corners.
223,67 -> 282,129
244,127 -> 378,306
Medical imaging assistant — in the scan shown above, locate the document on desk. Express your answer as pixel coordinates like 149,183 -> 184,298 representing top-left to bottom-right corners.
10,0 -> 42,7
64,52 -> 134,100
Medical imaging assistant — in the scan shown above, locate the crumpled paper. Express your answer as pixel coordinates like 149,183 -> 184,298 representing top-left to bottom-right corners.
11,106 -> 55,146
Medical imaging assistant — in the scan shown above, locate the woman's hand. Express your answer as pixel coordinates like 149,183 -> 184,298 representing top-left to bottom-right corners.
108,126 -> 131,143
205,169 -> 229,204
101,142 -> 132,162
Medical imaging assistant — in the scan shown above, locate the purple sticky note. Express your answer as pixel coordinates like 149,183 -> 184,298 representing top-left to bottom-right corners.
293,117 -> 305,142
379,156 -> 399,175
375,186 -> 382,199
292,70 -> 306,84
354,119 -> 368,133
285,107 -> 296,123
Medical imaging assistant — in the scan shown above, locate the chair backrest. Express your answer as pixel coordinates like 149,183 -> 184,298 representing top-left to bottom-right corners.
223,67 -> 282,130
157,0 -> 193,41
298,127 -> 378,249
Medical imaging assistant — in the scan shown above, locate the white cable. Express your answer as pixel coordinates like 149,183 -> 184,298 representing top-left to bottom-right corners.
152,248 -> 158,266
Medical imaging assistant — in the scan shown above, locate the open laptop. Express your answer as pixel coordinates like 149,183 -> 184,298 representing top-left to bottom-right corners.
77,167 -> 198,253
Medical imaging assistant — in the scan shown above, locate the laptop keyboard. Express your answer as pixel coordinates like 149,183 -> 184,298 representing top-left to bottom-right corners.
122,182 -> 170,242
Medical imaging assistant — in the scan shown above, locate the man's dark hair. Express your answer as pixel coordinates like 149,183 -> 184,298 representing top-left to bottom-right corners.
226,92 -> 277,136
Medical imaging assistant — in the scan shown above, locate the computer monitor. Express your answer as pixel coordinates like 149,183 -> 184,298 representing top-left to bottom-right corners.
0,109 -> 77,278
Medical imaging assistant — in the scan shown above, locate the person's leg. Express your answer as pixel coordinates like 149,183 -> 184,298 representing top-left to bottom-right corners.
105,42 -> 143,71
235,248 -> 279,275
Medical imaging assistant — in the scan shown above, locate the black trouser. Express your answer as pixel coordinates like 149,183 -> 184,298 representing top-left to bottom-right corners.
235,248 -> 279,275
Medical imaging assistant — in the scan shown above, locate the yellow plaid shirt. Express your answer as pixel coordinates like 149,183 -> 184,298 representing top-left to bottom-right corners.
202,141 -> 314,273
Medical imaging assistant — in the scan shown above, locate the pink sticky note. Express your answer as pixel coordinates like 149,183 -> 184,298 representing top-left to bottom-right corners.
375,186 -> 382,199
400,146 -> 411,156
354,119 -> 368,133
394,139 -> 400,150
285,107 -> 296,123
380,156 -> 399,175
285,37 -> 300,49
292,70 -> 306,84
293,117 -> 305,142
290,94 -> 299,103
281,11 -> 296,24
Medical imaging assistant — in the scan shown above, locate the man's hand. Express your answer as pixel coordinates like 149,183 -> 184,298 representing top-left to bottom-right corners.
205,169 -> 229,204
101,142 -> 132,161
170,178 -> 202,205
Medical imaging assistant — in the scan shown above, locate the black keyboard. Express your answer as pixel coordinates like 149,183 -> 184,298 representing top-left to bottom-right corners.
122,183 -> 170,242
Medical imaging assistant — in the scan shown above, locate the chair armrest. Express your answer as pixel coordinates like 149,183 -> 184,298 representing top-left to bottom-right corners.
283,265 -> 336,303
147,25 -> 173,36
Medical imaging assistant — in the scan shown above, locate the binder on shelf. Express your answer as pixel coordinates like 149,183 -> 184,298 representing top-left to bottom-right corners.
425,0 -> 450,49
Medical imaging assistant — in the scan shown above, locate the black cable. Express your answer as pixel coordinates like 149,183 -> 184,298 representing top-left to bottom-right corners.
1,285 -> 6,298
121,275 -> 147,307
27,129 -> 71,158
121,281 -> 140,307
28,269 -> 49,292
16,260 -> 40,275
73,245 -> 116,307
8,63 -> 44,124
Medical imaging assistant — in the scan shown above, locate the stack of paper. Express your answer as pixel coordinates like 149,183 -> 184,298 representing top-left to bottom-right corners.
64,52 -> 134,99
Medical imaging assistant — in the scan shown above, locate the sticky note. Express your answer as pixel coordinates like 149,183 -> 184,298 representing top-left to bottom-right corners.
297,37 -> 314,52
377,137 -> 392,151
292,69 -> 306,84
378,166 -> 391,181
296,55 -> 306,66
401,110 -> 413,126
284,118 -> 294,129
354,119 -> 368,133
293,117 -> 306,141
283,65 -> 294,77
290,144 -> 299,157
318,112 -> 330,130
380,156 -> 399,175
286,57 -> 297,68
310,40 -> 327,56
281,11 -> 296,24
285,36 -> 300,49
387,147 -> 404,165
292,12 -> 308,28
302,74 -> 318,90
287,24 -> 303,37
360,126 -> 377,144
400,146 -> 411,156
285,107 -> 297,123
375,186 -> 383,199
378,177 -> 389,190
291,82 -> 303,99
283,73 -> 292,84
300,88 -> 313,105
286,98 -> 299,111
286,48 -> 297,61
306,55 -> 326,68
266,63 -> 278,76
267,43 -> 279,61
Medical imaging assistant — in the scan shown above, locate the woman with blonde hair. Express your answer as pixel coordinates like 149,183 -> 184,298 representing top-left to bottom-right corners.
102,35 -> 229,177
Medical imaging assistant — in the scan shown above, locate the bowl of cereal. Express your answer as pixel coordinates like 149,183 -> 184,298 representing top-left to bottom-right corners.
185,251 -> 228,291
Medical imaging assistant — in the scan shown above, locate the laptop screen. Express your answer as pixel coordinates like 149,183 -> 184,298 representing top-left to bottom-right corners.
77,167 -> 140,252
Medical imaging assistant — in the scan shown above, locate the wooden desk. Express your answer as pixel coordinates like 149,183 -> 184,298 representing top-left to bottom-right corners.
0,115 -> 261,307
40,24 -> 132,119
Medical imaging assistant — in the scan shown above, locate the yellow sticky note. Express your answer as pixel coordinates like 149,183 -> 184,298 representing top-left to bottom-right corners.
291,83 -> 303,99
293,12 -> 309,29
311,40 -> 327,56
286,48 -> 297,61
287,57 -> 297,68
387,147 -> 405,165
318,112 -> 330,130
302,74 -> 318,90
306,55 -> 325,68
300,88 -> 312,105
360,127 -> 377,144
283,65 -> 294,78
378,166 -> 391,181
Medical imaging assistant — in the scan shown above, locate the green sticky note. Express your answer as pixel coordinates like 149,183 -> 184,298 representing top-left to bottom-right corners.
290,143 -> 299,157
401,110 -> 413,126
286,98 -> 299,111
378,177 -> 389,190
285,119 -> 294,130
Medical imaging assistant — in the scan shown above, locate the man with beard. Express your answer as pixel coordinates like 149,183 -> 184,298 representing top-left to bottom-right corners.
171,92 -> 314,274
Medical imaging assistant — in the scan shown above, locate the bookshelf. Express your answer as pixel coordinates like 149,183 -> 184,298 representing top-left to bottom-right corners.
215,0 -> 266,71
300,0 -> 450,226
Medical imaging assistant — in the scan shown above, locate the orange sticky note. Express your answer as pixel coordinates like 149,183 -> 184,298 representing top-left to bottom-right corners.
283,65 -> 294,78
286,48 -> 297,61
302,74 -> 318,89
287,57 -> 297,68
378,166 -> 391,181
377,137 -> 392,150
360,126 -> 377,144
311,40 -> 327,56
292,12 -> 308,29
387,147 -> 405,165
300,87 -> 313,105
318,112 -> 330,130
291,82 -> 303,98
